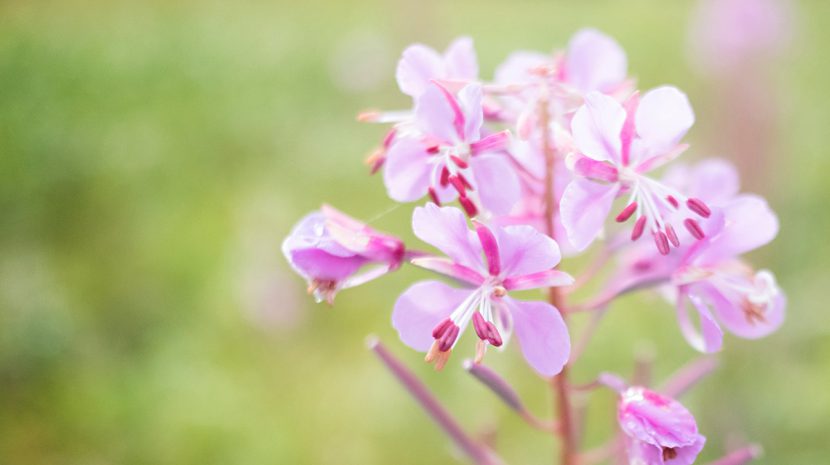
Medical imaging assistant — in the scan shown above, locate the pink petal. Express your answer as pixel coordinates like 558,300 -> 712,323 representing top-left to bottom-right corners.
633,86 -> 694,163
705,276 -> 786,340
382,137 -> 433,202
456,83 -> 483,141
505,297 -> 570,376
412,204 -> 483,271
473,220 -> 501,276
494,51 -> 549,85
503,270 -> 574,291
289,248 -> 366,281
392,280 -> 472,351
677,288 -> 724,353
414,82 -> 464,143
618,387 -> 701,449
560,178 -> 620,252
443,36 -> 479,81
697,194 -> 778,263
471,153 -> 521,215
396,44 -> 443,97
663,158 -> 740,205
571,91 -> 626,163
470,130 -> 511,156
410,257 -> 485,286
496,224 -> 562,276
566,28 -> 628,93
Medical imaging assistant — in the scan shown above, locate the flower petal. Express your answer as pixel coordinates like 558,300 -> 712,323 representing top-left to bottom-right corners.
396,44 -> 443,97
382,137 -> 433,202
503,270 -> 574,291
412,204 -> 483,271
414,82 -> 464,143
471,153 -> 521,215
289,248 -> 367,281
411,257 -> 485,286
663,158 -> 740,205
456,83 -> 483,141
697,194 -> 779,263
677,287 -> 724,353
566,28 -> 627,93
506,297 -> 570,376
443,36 -> 479,82
392,281 -> 472,351
496,224 -> 562,276
560,178 -> 620,252
633,86 -> 694,163
571,91 -> 626,163
705,274 -> 786,340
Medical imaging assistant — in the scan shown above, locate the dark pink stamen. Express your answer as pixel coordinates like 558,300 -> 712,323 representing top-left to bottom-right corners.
631,216 -> 647,241
450,155 -> 468,169
440,166 -> 450,187
432,318 -> 453,339
485,322 -> 503,347
665,225 -> 680,247
616,202 -> 638,223
457,172 -> 474,191
428,187 -> 441,206
687,198 -> 711,218
449,175 -> 466,195
382,129 -> 397,149
653,231 -> 670,255
684,218 -> 705,240
666,195 -> 679,209
459,196 -> 478,217
426,145 -> 440,155
472,312 -> 488,341
438,324 -> 460,351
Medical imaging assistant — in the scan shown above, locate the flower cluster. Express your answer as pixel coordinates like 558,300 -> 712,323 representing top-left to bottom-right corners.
283,29 -> 784,465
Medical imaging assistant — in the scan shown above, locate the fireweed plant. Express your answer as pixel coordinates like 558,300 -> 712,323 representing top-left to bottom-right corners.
282,29 -> 784,465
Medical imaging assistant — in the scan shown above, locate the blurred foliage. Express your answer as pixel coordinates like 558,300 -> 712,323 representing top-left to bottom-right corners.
0,0 -> 828,464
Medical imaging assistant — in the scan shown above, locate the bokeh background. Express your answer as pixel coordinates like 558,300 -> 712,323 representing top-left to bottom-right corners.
1,0 -> 827,464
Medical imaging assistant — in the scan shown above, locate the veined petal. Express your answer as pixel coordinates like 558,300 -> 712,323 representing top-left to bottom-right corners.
663,158 -> 740,205
560,178 -> 620,252
412,204 -> 483,271
443,36 -> 479,81
497,224 -> 562,276
456,83 -> 483,141
677,287 -> 724,353
470,130 -> 511,155
471,153 -> 521,215
705,275 -> 786,340
392,281 -> 473,351
289,248 -> 367,281
503,270 -> 574,291
414,82 -> 464,143
411,257 -> 485,286
566,28 -> 628,93
396,44 -> 443,97
505,297 -> 570,376
571,91 -> 626,163
382,137 -> 433,202
633,86 -> 694,163
697,194 -> 779,263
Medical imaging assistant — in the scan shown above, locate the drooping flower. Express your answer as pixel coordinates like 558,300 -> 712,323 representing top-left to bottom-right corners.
392,204 -> 572,375
616,385 -> 706,465
382,81 -> 518,217
670,194 -> 785,352
282,205 -> 404,304
561,86 -> 708,254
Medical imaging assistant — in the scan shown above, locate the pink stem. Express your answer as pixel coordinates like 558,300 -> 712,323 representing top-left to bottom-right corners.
367,337 -> 502,465
705,445 -> 763,465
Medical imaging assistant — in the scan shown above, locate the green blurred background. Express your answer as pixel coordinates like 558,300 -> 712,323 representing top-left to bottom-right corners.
1,0 -> 827,463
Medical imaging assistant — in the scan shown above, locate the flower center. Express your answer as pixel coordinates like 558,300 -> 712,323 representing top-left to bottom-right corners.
614,174 -> 711,255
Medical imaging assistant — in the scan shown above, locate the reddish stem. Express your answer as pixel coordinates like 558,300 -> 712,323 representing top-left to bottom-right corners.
539,96 -> 576,465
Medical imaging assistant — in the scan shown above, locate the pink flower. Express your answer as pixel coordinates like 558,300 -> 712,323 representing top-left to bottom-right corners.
617,386 -> 706,465
396,37 -> 479,98
671,194 -> 785,352
493,28 -> 630,138
282,205 -> 404,304
561,87 -> 706,254
382,81 -> 518,216
392,204 -> 573,375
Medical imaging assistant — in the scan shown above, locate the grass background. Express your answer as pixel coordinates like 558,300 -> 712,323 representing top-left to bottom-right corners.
1,0 -> 828,463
